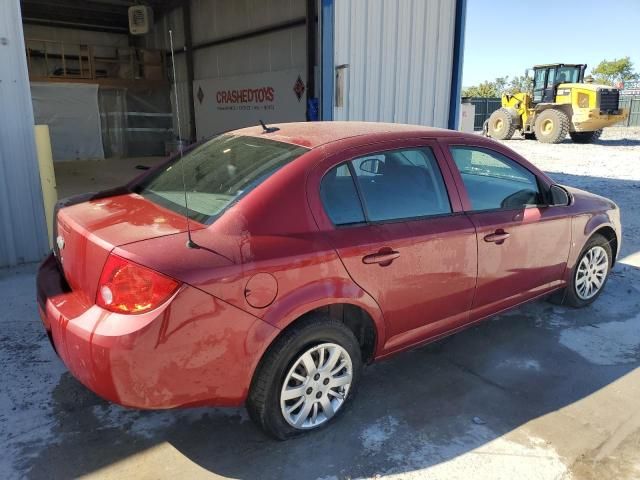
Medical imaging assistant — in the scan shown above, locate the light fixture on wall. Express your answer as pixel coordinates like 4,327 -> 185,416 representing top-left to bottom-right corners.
128,5 -> 154,35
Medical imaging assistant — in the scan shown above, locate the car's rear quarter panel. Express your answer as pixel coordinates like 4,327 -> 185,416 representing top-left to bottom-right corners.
116,145 -> 389,362
38,253 -> 278,407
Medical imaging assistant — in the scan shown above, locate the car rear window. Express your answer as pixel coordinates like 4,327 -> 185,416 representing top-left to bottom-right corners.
135,135 -> 308,224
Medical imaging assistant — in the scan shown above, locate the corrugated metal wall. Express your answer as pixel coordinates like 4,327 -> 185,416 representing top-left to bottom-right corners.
333,0 -> 456,128
0,0 -> 49,267
190,0 -> 307,81
146,0 -> 308,139
144,8 -> 192,141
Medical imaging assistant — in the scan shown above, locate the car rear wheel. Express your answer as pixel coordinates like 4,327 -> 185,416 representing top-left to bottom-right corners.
553,233 -> 612,308
247,315 -> 362,439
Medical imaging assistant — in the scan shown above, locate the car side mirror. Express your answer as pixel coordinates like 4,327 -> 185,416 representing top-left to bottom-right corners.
549,184 -> 570,206
359,158 -> 384,175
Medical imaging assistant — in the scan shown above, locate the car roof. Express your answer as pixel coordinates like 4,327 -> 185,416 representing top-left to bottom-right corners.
230,121 -> 470,149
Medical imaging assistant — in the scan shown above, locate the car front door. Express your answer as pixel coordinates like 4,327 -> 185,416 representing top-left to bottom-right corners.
309,139 -> 477,354
442,143 -> 572,320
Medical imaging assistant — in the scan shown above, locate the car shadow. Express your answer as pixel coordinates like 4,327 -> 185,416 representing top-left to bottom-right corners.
13,172 -> 640,479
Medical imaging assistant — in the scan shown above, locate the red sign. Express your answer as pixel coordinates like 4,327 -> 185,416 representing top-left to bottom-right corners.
216,87 -> 275,104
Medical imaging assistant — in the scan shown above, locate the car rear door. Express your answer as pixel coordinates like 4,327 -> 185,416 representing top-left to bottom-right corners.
308,139 -> 477,354
440,141 -> 572,320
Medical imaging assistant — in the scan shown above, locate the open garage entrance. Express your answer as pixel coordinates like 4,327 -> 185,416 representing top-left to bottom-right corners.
2,0 -> 465,267
20,0 -> 320,198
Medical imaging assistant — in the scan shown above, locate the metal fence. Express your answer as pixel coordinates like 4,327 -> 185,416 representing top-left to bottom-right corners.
468,97 -> 502,130
619,96 -> 640,127
469,96 -> 640,130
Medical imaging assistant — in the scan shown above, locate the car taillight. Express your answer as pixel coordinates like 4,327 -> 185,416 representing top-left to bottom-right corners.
96,254 -> 179,314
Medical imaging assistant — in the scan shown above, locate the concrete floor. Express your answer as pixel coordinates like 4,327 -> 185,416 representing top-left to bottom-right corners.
2,134 -> 640,479
54,156 -> 166,199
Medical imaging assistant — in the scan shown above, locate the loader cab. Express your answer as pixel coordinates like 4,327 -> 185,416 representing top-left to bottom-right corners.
532,64 -> 586,104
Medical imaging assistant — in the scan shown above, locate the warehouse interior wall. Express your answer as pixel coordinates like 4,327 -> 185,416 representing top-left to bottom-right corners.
149,0 -> 314,141
143,7 -> 191,142
31,82 -> 105,160
24,24 -> 129,79
332,0 -> 456,128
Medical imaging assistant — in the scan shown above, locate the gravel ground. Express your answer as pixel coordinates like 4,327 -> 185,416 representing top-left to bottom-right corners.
1,127 -> 639,480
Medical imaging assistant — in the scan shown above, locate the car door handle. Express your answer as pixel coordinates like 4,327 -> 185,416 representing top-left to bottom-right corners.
484,230 -> 510,244
362,250 -> 400,265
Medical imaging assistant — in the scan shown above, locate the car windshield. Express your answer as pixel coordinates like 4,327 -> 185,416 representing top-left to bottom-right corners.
136,134 -> 308,224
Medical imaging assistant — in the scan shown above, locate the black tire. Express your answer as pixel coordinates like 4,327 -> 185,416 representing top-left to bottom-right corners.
551,233 -> 613,308
534,109 -> 570,144
247,315 -> 362,440
524,132 -> 537,140
569,129 -> 603,144
487,108 -> 517,140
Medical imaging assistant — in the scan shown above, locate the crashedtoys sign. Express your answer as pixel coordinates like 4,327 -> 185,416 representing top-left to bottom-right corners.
194,70 -> 306,138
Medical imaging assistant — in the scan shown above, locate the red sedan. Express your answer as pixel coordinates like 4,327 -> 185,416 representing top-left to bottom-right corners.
37,122 -> 621,439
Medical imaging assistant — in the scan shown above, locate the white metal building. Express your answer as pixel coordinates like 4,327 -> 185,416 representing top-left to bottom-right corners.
0,0 -> 466,267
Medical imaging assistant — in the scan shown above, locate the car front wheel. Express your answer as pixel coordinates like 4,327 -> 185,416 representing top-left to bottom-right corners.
247,315 -> 362,439
558,233 -> 612,307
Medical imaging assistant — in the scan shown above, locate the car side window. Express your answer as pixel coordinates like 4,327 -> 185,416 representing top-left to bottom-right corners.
450,146 -> 542,211
350,147 -> 452,222
320,163 -> 366,225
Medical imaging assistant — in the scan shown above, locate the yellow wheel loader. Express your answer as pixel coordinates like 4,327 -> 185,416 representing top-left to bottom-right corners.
486,64 -> 629,144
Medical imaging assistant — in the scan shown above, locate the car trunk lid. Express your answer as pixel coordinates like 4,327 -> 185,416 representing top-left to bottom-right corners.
55,192 -> 200,305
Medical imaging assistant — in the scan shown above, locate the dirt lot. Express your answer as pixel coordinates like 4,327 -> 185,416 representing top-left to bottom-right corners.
1,127 -> 639,480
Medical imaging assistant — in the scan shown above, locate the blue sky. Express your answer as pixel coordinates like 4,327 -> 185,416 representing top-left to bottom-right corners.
462,0 -> 640,87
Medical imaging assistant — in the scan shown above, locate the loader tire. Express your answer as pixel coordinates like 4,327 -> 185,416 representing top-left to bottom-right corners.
487,108 -> 517,140
569,129 -> 602,144
534,109 -> 570,144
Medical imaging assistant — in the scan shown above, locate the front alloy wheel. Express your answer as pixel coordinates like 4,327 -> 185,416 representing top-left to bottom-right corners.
280,343 -> 353,429
551,233 -> 613,307
575,245 -> 609,300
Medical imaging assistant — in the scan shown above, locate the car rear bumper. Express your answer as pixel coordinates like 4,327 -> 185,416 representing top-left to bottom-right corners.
37,253 -> 278,408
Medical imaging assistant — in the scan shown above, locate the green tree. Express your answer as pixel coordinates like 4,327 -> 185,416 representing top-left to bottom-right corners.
591,57 -> 639,86
462,75 -> 533,97
462,77 -> 508,97
506,74 -> 533,94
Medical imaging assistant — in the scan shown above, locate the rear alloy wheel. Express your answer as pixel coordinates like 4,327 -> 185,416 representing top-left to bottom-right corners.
534,109 -> 570,144
247,316 -> 362,439
569,129 -> 602,144
280,343 -> 353,429
552,233 -> 612,308
487,108 -> 517,140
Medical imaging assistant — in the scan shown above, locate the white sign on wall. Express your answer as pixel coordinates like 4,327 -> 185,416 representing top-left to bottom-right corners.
193,69 -> 307,139
621,80 -> 640,96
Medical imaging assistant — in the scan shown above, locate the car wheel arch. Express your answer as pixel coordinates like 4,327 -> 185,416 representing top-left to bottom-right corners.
261,290 -> 384,365
582,213 -> 619,265
590,225 -> 618,265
